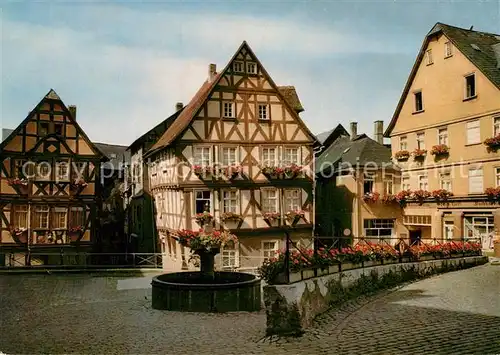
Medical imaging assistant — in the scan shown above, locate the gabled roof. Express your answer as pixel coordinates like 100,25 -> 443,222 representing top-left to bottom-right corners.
94,142 -> 130,170
317,124 -> 350,151
0,89 -> 107,160
385,22 -> 500,137
145,41 -> 317,157
277,86 -> 304,113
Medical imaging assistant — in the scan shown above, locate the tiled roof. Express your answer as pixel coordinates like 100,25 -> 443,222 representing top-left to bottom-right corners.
317,124 -> 350,150
385,22 -> 500,136
94,142 -> 130,170
278,86 -> 304,113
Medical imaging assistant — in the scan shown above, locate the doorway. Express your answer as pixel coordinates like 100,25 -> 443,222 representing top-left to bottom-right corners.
409,230 -> 422,245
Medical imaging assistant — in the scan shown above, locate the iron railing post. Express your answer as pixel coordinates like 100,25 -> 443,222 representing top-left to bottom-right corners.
284,230 -> 290,284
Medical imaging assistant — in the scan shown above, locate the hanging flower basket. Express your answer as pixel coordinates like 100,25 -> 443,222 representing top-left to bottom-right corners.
285,209 -> 305,223
221,165 -> 241,179
430,144 -> 450,156
394,150 -> 410,161
283,164 -> 303,179
412,149 -> 427,160
363,192 -> 380,203
484,135 -> 500,152
220,212 -> 243,222
485,187 -> 500,201
195,211 -> 213,225
432,189 -> 453,201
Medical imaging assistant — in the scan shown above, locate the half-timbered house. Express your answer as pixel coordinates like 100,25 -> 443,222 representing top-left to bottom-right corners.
144,41 -> 317,271
0,89 -> 106,266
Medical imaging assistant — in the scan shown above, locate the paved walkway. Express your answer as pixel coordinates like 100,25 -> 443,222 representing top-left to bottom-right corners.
0,265 -> 499,354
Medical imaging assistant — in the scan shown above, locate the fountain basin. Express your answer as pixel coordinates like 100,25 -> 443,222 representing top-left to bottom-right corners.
151,271 -> 261,312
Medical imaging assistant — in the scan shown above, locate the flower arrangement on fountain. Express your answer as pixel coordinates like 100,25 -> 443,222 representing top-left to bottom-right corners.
68,225 -> 84,234
394,150 -> 410,161
485,187 -> 500,201
412,148 -> 427,159
193,165 -> 213,176
285,209 -> 305,222
284,164 -> 303,178
483,134 -> 500,151
432,189 -> 453,201
263,211 -> 281,221
220,211 -> 242,222
195,211 -> 213,225
11,227 -> 27,236
7,178 -> 28,186
430,144 -> 450,156
363,191 -> 380,203
173,229 -> 238,252
221,164 -> 241,179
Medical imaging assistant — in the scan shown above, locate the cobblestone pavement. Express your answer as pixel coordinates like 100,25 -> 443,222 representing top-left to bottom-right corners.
0,265 -> 499,355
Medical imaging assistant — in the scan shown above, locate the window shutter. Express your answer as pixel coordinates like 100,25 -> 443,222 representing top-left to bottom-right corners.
466,121 -> 480,144
468,169 -> 483,193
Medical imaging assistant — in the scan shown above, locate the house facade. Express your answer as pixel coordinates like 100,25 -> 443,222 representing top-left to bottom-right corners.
0,90 -> 106,266
385,23 -> 500,249
144,42 -> 317,271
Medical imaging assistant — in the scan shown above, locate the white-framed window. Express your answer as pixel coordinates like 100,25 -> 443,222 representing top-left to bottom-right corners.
233,61 -> 244,73
438,128 -> 448,145
440,172 -> 452,191
258,104 -> 268,120
246,62 -> 257,74
52,207 -> 67,229
494,117 -> 500,136
399,136 -> 408,150
426,49 -> 433,65
465,73 -> 476,98
416,132 -> 426,149
222,190 -> 238,213
444,41 -> 453,58
223,102 -> 235,118
34,205 -> 49,229
418,175 -> 428,190
222,240 -> 239,268
414,91 -> 423,112
36,162 -> 51,180
283,147 -> 300,165
468,168 -> 483,194
444,221 -> 454,240
363,173 -> 375,194
70,207 -> 85,227
193,146 -> 211,166
56,161 -> 69,181
261,188 -> 278,213
496,167 -> 500,187
284,189 -> 301,211
221,146 -> 238,166
384,174 -> 394,195
261,241 -> 278,262
466,120 -> 480,144
363,219 -> 394,239
262,147 -> 277,166
13,205 -> 28,229
194,190 -> 211,214
402,176 -> 410,190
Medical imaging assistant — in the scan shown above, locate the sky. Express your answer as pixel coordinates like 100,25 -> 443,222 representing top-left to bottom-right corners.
1,0 -> 500,146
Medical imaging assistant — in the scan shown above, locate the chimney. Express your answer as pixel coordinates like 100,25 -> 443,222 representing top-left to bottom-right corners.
175,102 -> 184,111
208,63 -> 217,82
350,122 -> 357,140
68,105 -> 77,120
374,120 -> 384,144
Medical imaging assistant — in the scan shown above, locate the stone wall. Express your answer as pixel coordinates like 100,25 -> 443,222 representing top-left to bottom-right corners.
263,256 -> 489,336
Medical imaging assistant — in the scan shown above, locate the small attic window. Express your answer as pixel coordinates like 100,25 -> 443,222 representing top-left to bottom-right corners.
444,41 -> 453,58
246,62 -> 257,74
233,61 -> 244,73
39,122 -> 49,136
471,44 -> 481,51
425,49 -> 433,65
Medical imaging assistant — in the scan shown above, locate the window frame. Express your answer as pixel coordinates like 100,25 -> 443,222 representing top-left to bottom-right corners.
283,146 -> 300,165
464,73 -> 476,99
496,167 -> 500,188
222,101 -> 235,119
425,49 -> 433,65
13,205 -> 28,229
363,173 -> 375,194
261,146 -> 278,167
494,117 -> 500,137
439,171 -> 452,191
70,206 -> 85,228
258,104 -> 269,120
383,173 -> 394,195
416,132 -> 426,150
468,167 -> 484,194
36,161 -> 51,181
56,160 -> 69,181
444,41 -> 453,58
233,61 -> 244,73
221,240 -> 239,268
283,188 -> 302,212
363,219 -> 395,239
52,207 -> 68,230
466,120 -> 481,145
194,190 -> 212,215
399,136 -> 408,151
418,174 -> 428,190
220,146 -> 239,166
261,240 -> 279,262
261,188 -> 279,213
402,176 -> 410,190
444,221 -> 454,240
221,189 -> 239,214
246,61 -> 257,74
193,146 -> 212,166
437,127 -> 449,145
414,91 -> 423,112
33,205 -> 50,230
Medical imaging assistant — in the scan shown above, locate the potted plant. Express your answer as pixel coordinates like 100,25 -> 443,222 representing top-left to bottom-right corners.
394,150 -> 410,161
363,191 -> 380,203
484,134 -> 500,152
221,165 -> 241,179
430,144 -> 450,157
195,211 -> 213,226
261,166 -> 284,179
285,209 -> 305,224
395,189 -> 412,207
410,189 -> 431,204
485,187 -> 500,202
263,211 -> 281,225
284,164 -> 303,179
412,148 -> 427,160
220,212 -> 242,223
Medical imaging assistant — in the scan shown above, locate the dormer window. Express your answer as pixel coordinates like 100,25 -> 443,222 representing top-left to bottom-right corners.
246,62 -> 257,74
233,61 -> 244,73
258,104 -> 268,120
426,49 -> 433,65
444,41 -> 452,58
223,102 -> 234,118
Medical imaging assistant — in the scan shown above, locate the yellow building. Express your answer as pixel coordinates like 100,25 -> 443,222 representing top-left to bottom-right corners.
385,23 -> 500,250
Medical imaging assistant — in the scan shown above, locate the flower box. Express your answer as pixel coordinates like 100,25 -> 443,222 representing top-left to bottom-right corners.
485,187 -> 500,201
7,178 -> 28,187
285,210 -> 305,224
220,212 -> 242,222
363,192 -> 380,203
328,264 -> 340,274
430,144 -> 450,156
301,269 -> 315,280
11,227 -> 27,237
382,258 -> 399,265
412,149 -> 427,159
221,165 -> 241,179
382,194 -> 397,204
394,150 -> 410,161
283,164 -> 303,179
363,260 -> 382,268
341,262 -> 362,271
484,134 -> 500,152
261,166 -> 284,179
195,212 -> 213,226
263,212 -> 281,225
432,189 -> 453,201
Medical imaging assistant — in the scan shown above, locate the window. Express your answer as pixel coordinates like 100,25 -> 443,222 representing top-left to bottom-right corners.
56,161 -> 69,181
195,191 -> 211,214
402,176 -> 410,190
233,61 -> 244,73
363,219 -> 394,239
466,120 -> 480,144
70,207 -> 85,227
223,102 -> 234,118
444,41 -> 452,58
284,189 -> 301,211
222,190 -> 238,213
261,189 -> 278,213
33,205 -> 49,229
363,173 -> 374,194
418,175 -> 428,190
444,221 -> 454,240
426,49 -> 433,65
39,122 -> 49,136
54,123 -> 63,136
468,168 -> 483,194
193,147 -> 211,166
14,159 -> 26,178
52,207 -> 67,229
221,147 -> 238,166
247,62 -> 257,74
399,136 -> 408,150
496,167 -> 500,187
416,132 -> 426,149
262,147 -> 277,166
384,174 -> 394,195
283,147 -> 299,165
222,240 -> 238,268
258,104 -> 268,120
494,117 -> 500,136
438,128 -> 448,145
36,162 -> 51,180
262,241 -> 278,262
440,172 -> 452,191
13,205 -> 28,228
465,74 -> 476,98
414,91 -> 423,112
